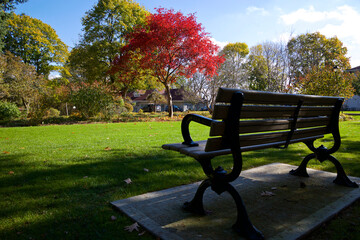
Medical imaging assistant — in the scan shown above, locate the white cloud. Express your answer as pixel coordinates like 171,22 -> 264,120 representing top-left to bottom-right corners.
246,6 -> 269,16
319,6 -> 360,45
280,6 -> 342,25
280,5 -> 360,67
210,38 -> 228,50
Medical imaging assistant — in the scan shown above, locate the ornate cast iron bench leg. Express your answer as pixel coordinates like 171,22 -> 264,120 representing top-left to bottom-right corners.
224,182 -> 264,240
290,142 -> 358,188
327,155 -> 358,188
183,179 -> 211,215
183,166 -> 264,240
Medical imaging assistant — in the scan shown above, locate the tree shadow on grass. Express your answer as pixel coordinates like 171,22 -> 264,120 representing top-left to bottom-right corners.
1,139 -> 358,240
0,148 -> 204,240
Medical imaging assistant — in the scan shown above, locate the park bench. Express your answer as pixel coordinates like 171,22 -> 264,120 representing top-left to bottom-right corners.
162,88 -> 358,240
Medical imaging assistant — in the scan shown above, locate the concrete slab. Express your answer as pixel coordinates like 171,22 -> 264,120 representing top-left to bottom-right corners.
111,163 -> 360,240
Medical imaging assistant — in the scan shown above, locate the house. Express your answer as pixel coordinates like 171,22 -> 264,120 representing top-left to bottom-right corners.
129,88 -> 206,112
344,65 -> 360,110
347,65 -> 360,75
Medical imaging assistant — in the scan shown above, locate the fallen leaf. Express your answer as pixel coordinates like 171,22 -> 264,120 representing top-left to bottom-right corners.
124,222 -> 140,232
3,151 -> 10,154
144,168 -> 149,172
104,147 -> 112,151
111,215 -> 117,221
138,231 -> 146,236
271,187 -> 277,190
83,176 -> 88,178
261,191 -> 275,197
124,178 -> 132,184
8,171 -> 14,175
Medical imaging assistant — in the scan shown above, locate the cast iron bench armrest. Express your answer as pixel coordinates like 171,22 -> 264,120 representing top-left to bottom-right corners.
181,113 -> 216,147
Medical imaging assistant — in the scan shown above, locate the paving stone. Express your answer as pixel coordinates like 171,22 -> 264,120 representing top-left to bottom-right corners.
111,163 -> 360,240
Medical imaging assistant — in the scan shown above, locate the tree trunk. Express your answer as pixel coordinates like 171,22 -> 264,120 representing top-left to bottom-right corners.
122,86 -> 129,101
165,84 -> 173,117
22,98 -> 30,117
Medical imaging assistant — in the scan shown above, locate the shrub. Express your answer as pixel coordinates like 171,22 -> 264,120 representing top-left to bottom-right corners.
340,113 -> 354,121
124,102 -> 134,112
70,83 -> 113,118
45,108 -> 61,118
0,101 -> 21,121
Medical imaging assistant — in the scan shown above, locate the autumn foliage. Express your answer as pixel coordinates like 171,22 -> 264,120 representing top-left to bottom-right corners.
111,8 -> 225,117
296,65 -> 355,100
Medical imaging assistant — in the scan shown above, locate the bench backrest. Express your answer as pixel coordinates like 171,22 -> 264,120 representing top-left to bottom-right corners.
205,88 -> 344,152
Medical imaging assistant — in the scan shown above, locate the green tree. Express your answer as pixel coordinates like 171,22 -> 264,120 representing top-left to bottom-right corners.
217,42 -> 249,88
0,51 -> 47,115
352,74 -> 360,95
4,13 -> 68,77
246,42 -> 289,92
246,45 -> 268,91
68,0 -> 149,84
287,32 -> 350,84
296,65 -> 355,99
0,0 -> 28,50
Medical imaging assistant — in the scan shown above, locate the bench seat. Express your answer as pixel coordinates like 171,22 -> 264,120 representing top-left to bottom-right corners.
163,135 -> 323,161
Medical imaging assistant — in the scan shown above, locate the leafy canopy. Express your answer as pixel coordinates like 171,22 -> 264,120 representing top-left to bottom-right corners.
215,42 -> 249,89
296,65 -> 355,99
113,8 -> 225,116
287,32 -> 350,82
4,13 -> 68,77
0,0 -> 28,50
67,0 -> 149,84
0,51 -> 47,114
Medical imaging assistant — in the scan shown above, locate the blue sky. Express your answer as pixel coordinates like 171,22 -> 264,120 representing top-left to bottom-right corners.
15,0 -> 360,67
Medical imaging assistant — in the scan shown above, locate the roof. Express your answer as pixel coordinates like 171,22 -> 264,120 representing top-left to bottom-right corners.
129,88 -> 186,102
347,65 -> 360,73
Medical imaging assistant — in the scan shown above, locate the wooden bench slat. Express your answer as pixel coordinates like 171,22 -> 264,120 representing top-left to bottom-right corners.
205,127 -> 328,152
162,135 -> 323,160
209,117 -> 331,136
213,105 -> 334,120
216,87 -> 343,105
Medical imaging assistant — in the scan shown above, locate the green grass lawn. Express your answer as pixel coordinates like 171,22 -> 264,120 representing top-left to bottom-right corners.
0,116 -> 359,240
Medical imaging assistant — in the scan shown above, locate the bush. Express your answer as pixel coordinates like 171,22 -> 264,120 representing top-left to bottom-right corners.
45,108 -> 61,118
124,102 -> 134,112
0,101 -> 21,121
340,113 -> 354,121
70,83 -> 113,118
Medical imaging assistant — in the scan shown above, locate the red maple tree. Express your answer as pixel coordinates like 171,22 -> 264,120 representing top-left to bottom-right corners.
112,8 -> 225,117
